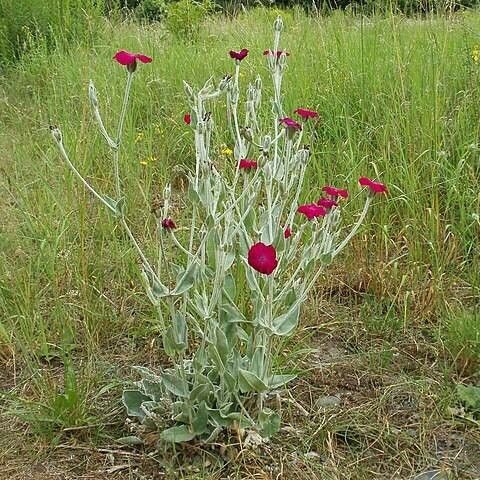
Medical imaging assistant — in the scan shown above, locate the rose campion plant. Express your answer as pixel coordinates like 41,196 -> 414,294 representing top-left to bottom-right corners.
51,17 -> 386,444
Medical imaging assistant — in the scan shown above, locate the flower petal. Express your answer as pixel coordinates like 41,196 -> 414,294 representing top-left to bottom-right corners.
114,50 -> 136,65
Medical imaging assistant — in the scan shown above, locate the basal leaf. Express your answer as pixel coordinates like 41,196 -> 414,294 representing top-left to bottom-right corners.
161,425 -> 196,443
161,373 -> 190,398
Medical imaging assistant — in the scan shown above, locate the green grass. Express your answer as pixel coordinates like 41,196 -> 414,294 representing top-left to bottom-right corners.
0,6 -> 479,479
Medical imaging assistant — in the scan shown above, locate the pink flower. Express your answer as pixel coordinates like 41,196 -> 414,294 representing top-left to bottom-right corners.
297,204 -> 327,220
263,49 -> 290,58
317,198 -> 338,210
280,117 -> 302,131
294,108 -> 318,120
239,159 -> 258,170
183,113 -> 191,125
229,48 -> 249,61
284,227 -> 292,239
113,50 -> 152,72
248,242 -> 278,275
322,186 -> 349,199
359,177 -> 388,194
161,218 -> 176,230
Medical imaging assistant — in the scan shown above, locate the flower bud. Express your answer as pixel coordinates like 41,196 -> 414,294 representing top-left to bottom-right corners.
262,135 -> 271,152
279,52 -> 288,70
50,125 -> 63,144
296,145 -> 310,164
88,80 -> 98,108
274,16 -> 284,32
241,126 -> 253,142
218,74 -> 232,91
255,75 -> 262,91
247,84 -> 256,102
163,183 -> 172,203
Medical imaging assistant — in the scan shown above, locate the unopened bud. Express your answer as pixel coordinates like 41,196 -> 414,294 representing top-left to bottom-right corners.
274,16 -> 284,32
279,52 -> 288,70
262,135 -> 271,152
50,125 -> 62,144
88,80 -> 98,108
247,84 -> 256,102
241,126 -> 253,142
296,145 -> 310,164
255,75 -> 262,91
218,74 -> 232,91
163,183 -> 172,202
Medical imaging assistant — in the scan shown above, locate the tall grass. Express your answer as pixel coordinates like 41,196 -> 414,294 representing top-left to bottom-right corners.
0,6 -> 479,440
0,0 -> 106,66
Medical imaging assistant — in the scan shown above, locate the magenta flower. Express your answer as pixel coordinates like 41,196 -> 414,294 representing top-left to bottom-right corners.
239,159 -> 258,170
294,108 -> 318,120
263,49 -> 290,58
317,198 -> 338,210
284,227 -> 292,239
322,186 -> 349,199
297,203 -> 327,220
280,117 -> 302,131
183,113 -> 191,125
161,218 -> 176,230
359,177 -> 388,194
248,242 -> 278,275
113,50 -> 152,72
229,48 -> 249,61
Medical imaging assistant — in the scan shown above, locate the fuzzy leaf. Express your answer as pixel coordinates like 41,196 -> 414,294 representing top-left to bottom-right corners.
238,368 -> 268,393
172,261 -> 198,295
190,383 -> 212,402
223,252 -> 235,271
142,269 -> 169,300
269,374 -> 297,389
122,389 -> 152,421
161,425 -> 196,443
215,327 -> 229,363
223,274 -> 236,300
271,304 -> 300,336
116,435 -> 144,446
258,408 -> 281,437
192,401 -> 208,435
250,347 -> 265,378
161,373 -> 190,398
221,302 -> 247,323
457,384 -> 480,412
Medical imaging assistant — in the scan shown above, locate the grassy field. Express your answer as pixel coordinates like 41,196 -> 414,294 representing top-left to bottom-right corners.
0,7 -> 479,479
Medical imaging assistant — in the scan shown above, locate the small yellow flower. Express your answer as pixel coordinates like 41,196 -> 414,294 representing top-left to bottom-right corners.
140,160 -> 148,166
135,132 -> 145,143
472,46 -> 480,64
221,146 -> 233,157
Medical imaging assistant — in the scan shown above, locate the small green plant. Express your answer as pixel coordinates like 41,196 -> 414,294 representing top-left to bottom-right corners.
442,311 -> 480,375
8,357 -> 94,439
166,0 -> 214,39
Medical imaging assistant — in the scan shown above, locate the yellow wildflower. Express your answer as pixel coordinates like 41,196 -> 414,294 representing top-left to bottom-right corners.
221,146 -> 233,157
140,160 -> 148,166
472,46 -> 480,64
135,132 -> 145,143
